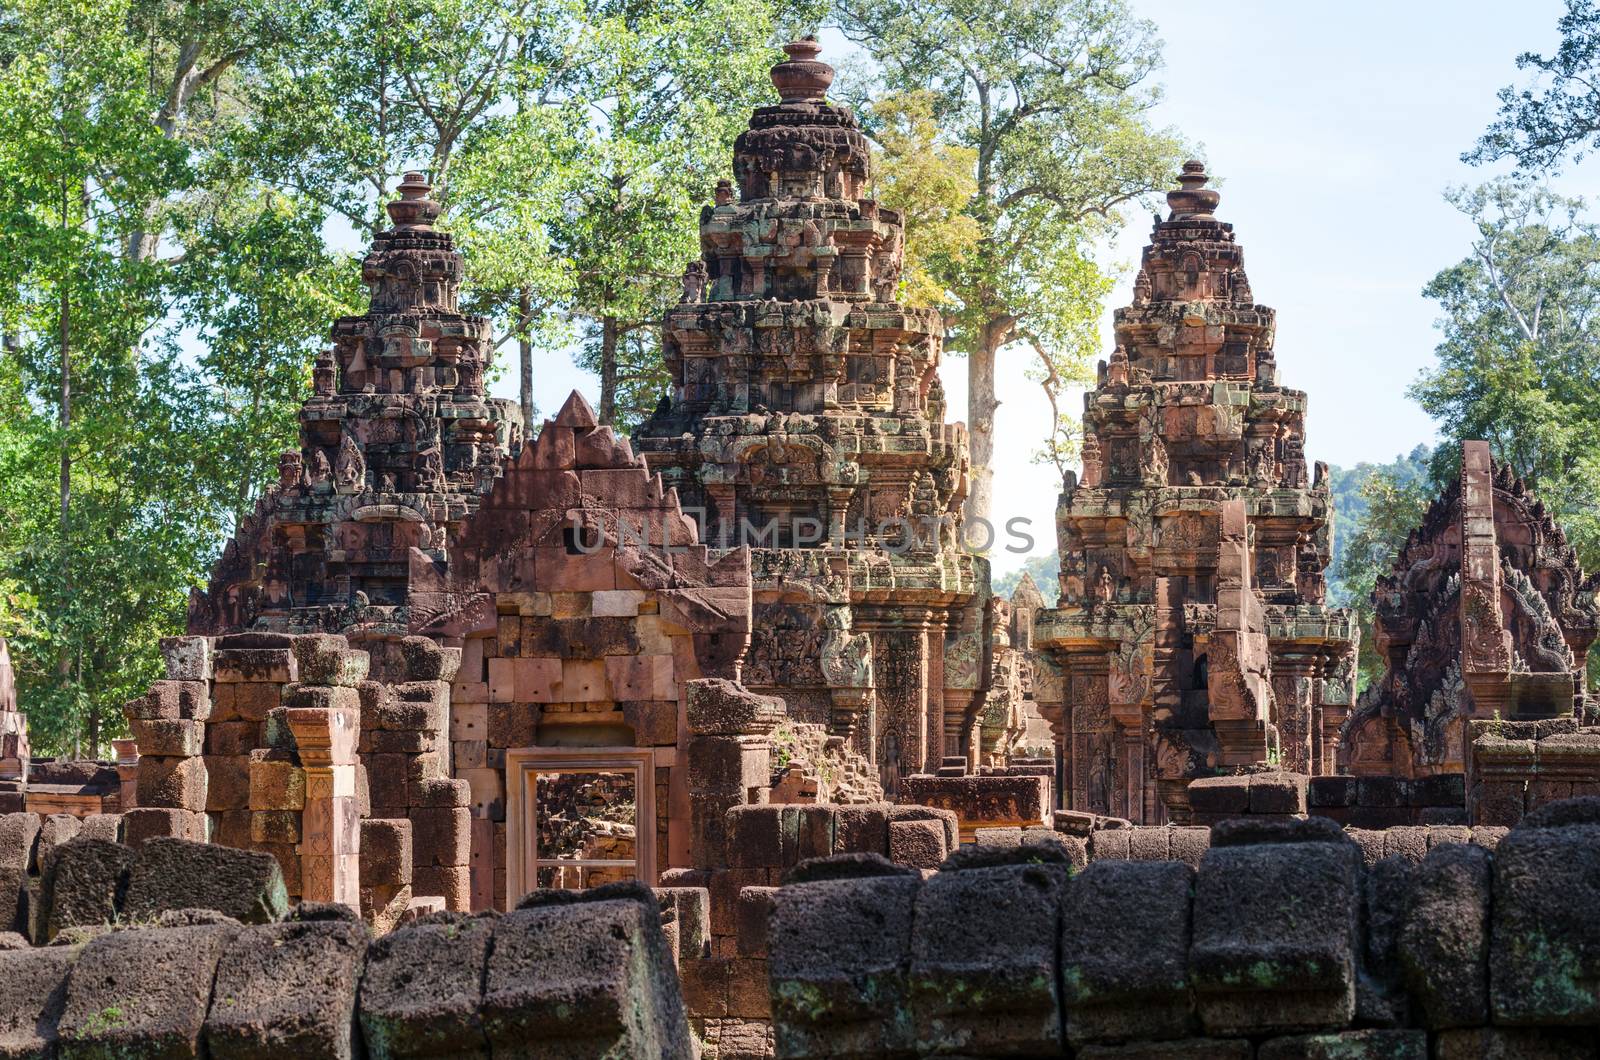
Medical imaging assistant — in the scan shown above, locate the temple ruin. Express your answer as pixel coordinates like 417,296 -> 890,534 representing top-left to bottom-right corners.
0,34 -> 1596,1060
1034,164 -> 1359,823
632,40 -> 991,797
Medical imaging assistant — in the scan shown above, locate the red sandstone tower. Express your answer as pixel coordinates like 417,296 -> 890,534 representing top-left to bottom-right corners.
187,174 -> 521,670
631,41 -> 990,794
1034,162 -> 1358,823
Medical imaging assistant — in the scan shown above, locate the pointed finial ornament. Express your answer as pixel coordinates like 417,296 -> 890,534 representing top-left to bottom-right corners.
1167,160 -> 1221,221
770,37 -> 834,103
386,171 -> 441,229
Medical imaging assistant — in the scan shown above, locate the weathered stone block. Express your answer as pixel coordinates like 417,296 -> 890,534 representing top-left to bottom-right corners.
39,838 -> 134,942
409,806 -> 471,867
131,718 -> 204,758
769,860 -> 920,1058
887,818 -> 946,869
130,680 -> 212,722
1256,1029 -> 1427,1059
483,887 -> 690,1057
122,807 -> 206,847
1190,817 -> 1359,1035
136,755 -> 208,812
1061,859 -> 1195,1044
1491,797 -> 1600,1024
360,910 -> 493,1059
1401,841 -> 1490,1029
909,858 -> 1067,1054
292,634 -> 369,687
206,918 -> 366,1058
160,636 -> 213,683
0,944 -> 78,1057
122,838 -> 288,925
1187,775 -> 1249,815
686,679 -> 784,736
361,819 -> 412,889
655,886 -> 710,961
1248,771 -> 1307,815
57,922 -> 237,1058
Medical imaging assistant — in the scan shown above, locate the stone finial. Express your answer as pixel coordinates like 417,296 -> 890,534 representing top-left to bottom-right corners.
386,171 -> 441,229
771,37 -> 834,103
554,390 -> 599,429
1167,160 -> 1220,221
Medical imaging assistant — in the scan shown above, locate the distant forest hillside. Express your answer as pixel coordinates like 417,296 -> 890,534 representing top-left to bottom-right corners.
1325,445 -> 1435,608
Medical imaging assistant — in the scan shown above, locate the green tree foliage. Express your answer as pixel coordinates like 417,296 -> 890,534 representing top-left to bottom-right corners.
835,0 -> 1186,521
557,0 -> 820,428
0,0 -> 354,754
1468,0 -> 1600,171
1411,178 -> 1600,569
1324,448 -> 1435,690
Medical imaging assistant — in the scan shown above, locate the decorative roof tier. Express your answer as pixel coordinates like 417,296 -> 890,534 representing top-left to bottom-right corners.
188,173 -> 521,659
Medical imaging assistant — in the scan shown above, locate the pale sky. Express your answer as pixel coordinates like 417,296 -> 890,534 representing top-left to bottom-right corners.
498,0 -> 1592,574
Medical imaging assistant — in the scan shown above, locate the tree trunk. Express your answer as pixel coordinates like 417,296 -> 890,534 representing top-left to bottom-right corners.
58,227 -> 73,751
599,315 -> 618,425
965,320 -> 1003,529
518,286 -> 534,429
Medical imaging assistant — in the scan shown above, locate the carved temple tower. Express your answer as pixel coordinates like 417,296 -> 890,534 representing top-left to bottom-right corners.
632,41 -> 987,795
1342,441 -> 1599,777
188,174 -> 521,667
1033,162 -> 1358,823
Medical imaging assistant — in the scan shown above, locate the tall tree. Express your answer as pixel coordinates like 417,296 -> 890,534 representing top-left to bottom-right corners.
0,0 -> 354,753
552,0 -> 822,427
1468,0 -> 1600,171
836,0 -> 1186,524
1411,177 -> 1600,568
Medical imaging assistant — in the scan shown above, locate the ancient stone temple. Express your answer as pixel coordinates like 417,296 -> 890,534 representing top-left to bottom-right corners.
632,40 -> 988,795
1343,440 -> 1600,777
1033,162 -> 1358,823
187,173 -> 521,672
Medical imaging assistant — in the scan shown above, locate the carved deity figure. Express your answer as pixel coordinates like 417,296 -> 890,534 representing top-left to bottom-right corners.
335,431 -> 365,492
680,261 -> 708,304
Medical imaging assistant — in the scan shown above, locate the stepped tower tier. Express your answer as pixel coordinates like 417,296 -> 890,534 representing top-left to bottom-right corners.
1033,163 -> 1358,823
187,173 -> 522,672
632,41 -> 991,795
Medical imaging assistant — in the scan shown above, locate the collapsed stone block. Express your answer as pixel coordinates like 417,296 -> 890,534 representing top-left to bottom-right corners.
908,857 -> 1067,1055
122,838 -> 288,925
1490,797 -> 1600,1024
887,818 -> 946,869
1190,817 -> 1360,1035
832,804 -> 889,856
0,944 -> 78,1057
57,922 -> 238,1058
206,918 -> 367,1058
1434,1027 -> 1600,1059
39,838 -> 134,942
769,857 -> 920,1058
482,886 -> 690,1057
654,886 -> 710,962
1061,859 -> 1195,1044
359,911 -> 493,1059
1401,841 -> 1491,1029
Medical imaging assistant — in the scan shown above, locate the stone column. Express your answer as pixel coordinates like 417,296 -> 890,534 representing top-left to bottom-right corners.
284,634 -> 368,910
1272,653 -> 1320,775
684,679 -> 784,870
1459,440 -> 1513,720
285,698 -> 361,908
113,739 -> 139,812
